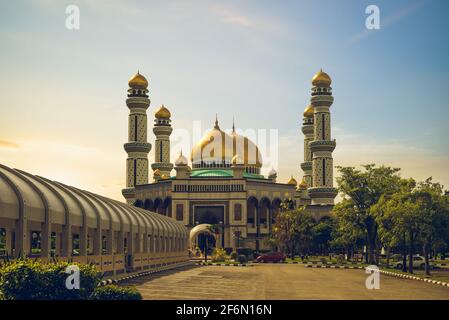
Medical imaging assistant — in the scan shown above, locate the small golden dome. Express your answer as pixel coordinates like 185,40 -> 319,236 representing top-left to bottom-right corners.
303,104 -> 314,118
153,169 -> 162,177
161,174 -> 170,179
311,69 -> 331,87
287,176 -> 297,186
298,178 -> 307,190
128,71 -> 148,89
175,151 -> 188,166
155,105 -> 171,119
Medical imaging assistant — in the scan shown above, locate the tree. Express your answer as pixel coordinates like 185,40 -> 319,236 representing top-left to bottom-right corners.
271,200 -> 315,259
331,199 -> 365,260
413,178 -> 449,275
375,177 -> 449,274
335,164 -> 405,264
376,192 -> 420,273
311,217 -> 334,255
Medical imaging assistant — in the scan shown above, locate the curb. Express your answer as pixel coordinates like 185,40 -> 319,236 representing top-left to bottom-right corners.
301,261 -> 364,266
195,262 -> 251,267
99,261 -> 194,286
305,264 -> 364,269
366,267 -> 449,289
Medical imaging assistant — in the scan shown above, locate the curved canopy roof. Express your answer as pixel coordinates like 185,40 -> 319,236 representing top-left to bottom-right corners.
0,163 -> 186,237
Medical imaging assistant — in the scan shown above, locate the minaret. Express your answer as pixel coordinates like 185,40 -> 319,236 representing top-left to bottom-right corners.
151,105 -> 174,179
307,69 -> 337,205
122,71 -> 151,204
300,104 -> 314,204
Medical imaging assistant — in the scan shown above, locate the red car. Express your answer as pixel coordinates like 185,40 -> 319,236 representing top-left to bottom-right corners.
256,252 -> 286,263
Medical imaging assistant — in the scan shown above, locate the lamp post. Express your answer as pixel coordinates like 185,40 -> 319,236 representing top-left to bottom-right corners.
219,221 -> 225,249
204,236 -> 208,263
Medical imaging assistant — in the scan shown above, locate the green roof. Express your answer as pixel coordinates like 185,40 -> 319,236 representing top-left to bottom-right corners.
181,169 -> 266,180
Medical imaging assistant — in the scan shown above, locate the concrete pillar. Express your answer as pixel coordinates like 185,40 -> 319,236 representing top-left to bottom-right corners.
5,228 -> 13,257
93,229 -> 102,255
117,231 -> 124,254
41,224 -> 51,259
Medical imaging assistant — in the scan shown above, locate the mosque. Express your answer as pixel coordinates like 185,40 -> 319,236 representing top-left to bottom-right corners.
0,68 -> 337,275
122,69 -> 337,252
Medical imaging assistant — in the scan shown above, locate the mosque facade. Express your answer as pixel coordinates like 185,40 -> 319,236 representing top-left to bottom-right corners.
122,70 -> 337,251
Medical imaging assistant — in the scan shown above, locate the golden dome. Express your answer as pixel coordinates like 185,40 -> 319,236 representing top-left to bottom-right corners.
190,119 -> 262,167
161,174 -> 170,179
287,176 -> 297,186
311,69 -> 331,87
298,178 -> 307,190
155,105 -> 171,119
128,71 -> 148,89
175,151 -> 188,166
303,104 -> 314,118
153,169 -> 162,177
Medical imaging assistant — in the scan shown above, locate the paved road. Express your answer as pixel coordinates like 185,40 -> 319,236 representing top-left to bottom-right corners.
122,264 -> 449,300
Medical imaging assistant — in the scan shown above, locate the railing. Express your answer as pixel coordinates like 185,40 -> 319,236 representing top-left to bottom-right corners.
9,251 -> 190,278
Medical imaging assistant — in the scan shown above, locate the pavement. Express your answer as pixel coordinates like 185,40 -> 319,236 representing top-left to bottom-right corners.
121,264 -> 449,300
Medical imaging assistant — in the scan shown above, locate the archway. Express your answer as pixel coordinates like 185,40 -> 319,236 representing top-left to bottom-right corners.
163,197 -> 172,217
153,198 -> 163,215
190,224 -> 217,255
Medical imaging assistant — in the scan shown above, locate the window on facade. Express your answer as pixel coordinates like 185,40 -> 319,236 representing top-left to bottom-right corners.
30,231 -> 41,255
176,204 -> 184,221
72,234 -> 80,256
234,204 -> 242,221
0,228 -> 5,256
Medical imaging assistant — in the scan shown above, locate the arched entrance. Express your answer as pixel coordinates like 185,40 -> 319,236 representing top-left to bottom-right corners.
190,224 -> 217,255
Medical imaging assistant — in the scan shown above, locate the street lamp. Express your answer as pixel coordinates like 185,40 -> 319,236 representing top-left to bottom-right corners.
219,221 -> 224,248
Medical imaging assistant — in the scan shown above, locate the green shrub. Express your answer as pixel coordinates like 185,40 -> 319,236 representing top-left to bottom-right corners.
211,248 -> 227,262
91,285 -> 142,300
230,251 -> 238,260
237,255 -> 247,264
0,259 -> 99,300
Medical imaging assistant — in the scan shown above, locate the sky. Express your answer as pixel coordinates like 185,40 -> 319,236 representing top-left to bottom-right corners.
0,0 -> 448,201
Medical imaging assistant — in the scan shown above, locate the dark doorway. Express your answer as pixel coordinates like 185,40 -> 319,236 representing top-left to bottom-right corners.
197,233 -> 216,254
194,206 -> 224,225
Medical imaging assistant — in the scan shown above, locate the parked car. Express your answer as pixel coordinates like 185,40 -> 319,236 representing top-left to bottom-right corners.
256,252 -> 286,263
394,255 -> 433,270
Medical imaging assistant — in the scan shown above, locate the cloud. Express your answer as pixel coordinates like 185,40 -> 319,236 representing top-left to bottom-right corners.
0,140 -> 19,148
350,0 -> 427,43
209,3 -> 254,28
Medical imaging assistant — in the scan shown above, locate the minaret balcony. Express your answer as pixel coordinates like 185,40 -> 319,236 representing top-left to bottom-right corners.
121,187 -> 136,198
124,142 -> 152,153
308,187 -> 338,199
301,124 -> 314,135
300,161 -> 312,171
126,97 -> 150,109
309,140 -> 336,152
151,162 -> 174,171
310,95 -> 334,106
153,126 -> 173,135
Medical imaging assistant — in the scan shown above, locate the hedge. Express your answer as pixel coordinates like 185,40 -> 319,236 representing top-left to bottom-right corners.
0,259 -> 141,300
91,285 -> 142,300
